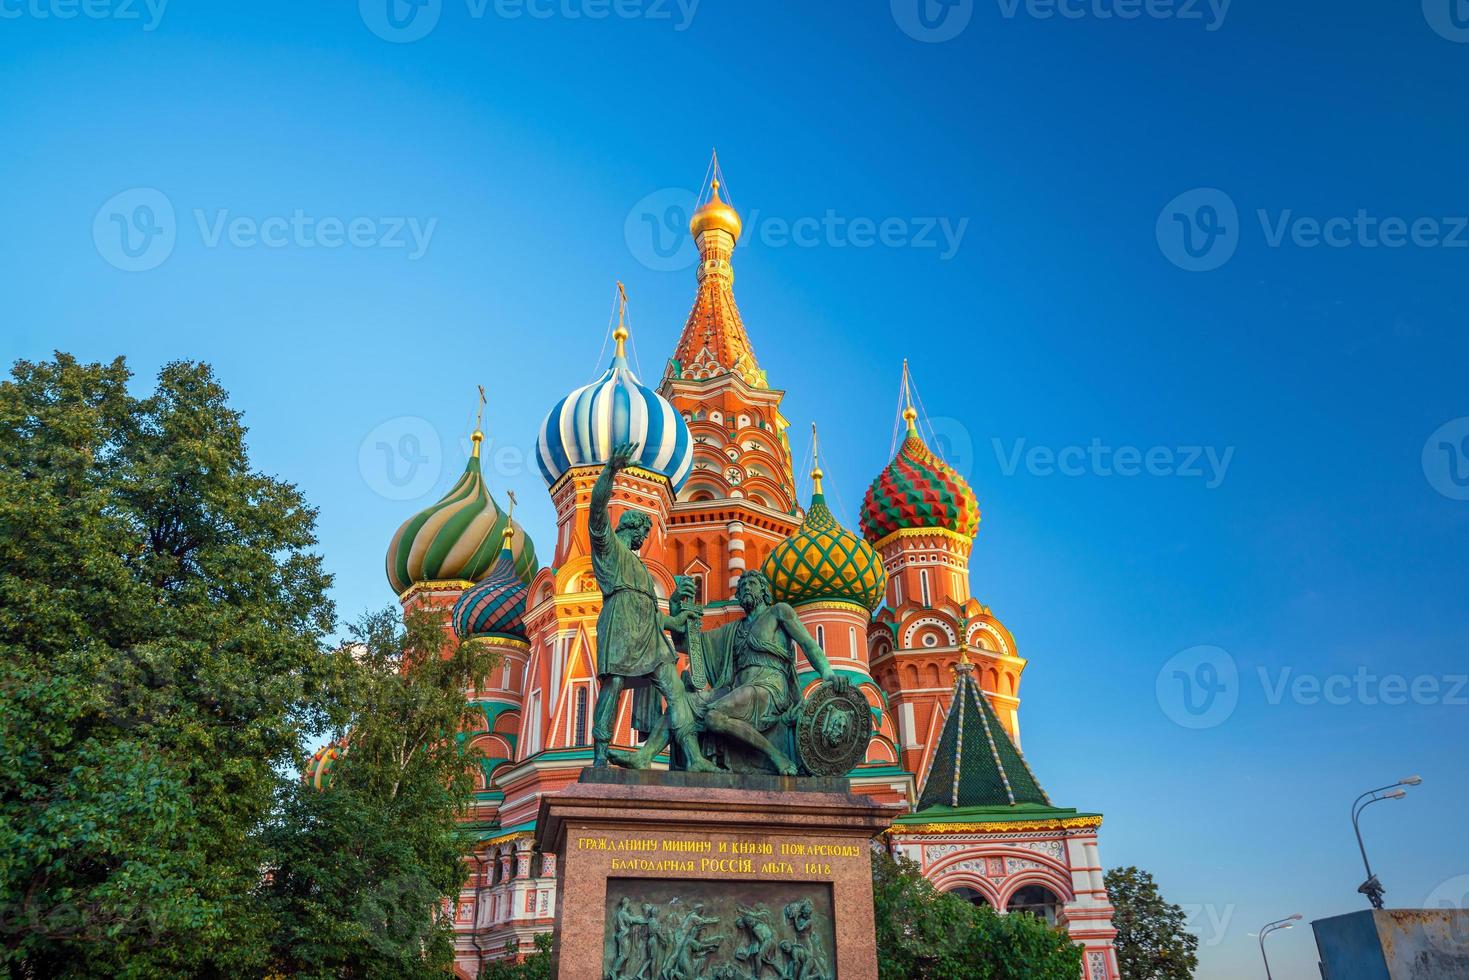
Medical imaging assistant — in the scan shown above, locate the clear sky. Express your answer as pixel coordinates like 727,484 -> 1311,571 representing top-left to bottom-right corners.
4,1 -> 1468,976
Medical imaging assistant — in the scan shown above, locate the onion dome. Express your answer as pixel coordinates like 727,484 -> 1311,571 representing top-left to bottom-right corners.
765,461 -> 887,611
536,311 -> 693,492
451,526 -> 530,641
385,430 -> 538,596
689,177 -> 743,240
861,403 -> 980,544
303,740 -> 343,791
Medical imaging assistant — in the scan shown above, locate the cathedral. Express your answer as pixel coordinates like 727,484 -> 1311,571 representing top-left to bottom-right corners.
310,164 -> 1119,978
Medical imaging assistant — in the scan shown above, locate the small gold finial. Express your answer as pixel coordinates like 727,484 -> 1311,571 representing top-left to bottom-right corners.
900,360 -> 919,434
471,384 -> 487,458
613,281 -> 630,358
689,152 -> 742,242
955,615 -> 973,670
501,489 -> 517,548
811,422 -> 824,496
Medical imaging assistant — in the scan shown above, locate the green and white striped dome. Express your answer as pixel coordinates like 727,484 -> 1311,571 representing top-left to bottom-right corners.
385,432 -> 537,596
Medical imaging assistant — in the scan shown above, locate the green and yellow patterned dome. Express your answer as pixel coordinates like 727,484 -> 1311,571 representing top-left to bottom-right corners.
385,430 -> 537,596
764,465 -> 887,612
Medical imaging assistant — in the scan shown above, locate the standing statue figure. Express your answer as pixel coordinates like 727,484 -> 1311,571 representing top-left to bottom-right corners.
733,905 -> 781,979
607,897 -> 649,980
634,905 -> 664,980
588,443 -> 714,771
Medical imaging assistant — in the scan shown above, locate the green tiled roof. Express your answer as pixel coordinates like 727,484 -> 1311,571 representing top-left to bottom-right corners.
916,663 -> 1050,812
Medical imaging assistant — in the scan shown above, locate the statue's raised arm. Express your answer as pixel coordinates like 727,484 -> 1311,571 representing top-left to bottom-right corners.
589,441 -> 640,550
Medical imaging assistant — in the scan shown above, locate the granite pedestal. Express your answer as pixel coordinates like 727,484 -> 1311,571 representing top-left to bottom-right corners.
535,769 -> 898,979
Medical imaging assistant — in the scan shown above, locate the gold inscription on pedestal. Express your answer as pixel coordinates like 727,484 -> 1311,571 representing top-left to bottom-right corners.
576,836 -> 862,879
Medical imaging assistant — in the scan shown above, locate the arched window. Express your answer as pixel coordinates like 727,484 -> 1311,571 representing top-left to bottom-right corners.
573,687 -> 588,747
948,886 -> 991,908
920,569 -> 931,607
816,625 -> 826,649
1007,885 -> 1062,925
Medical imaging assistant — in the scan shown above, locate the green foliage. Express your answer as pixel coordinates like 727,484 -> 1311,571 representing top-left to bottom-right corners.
479,931 -> 553,980
261,608 -> 497,978
872,851 -> 1083,980
0,353 -> 490,979
1105,867 -> 1198,980
0,354 -> 334,976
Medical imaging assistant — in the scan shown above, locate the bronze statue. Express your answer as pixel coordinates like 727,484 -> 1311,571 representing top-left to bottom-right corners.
588,443 -> 713,772
589,444 -> 867,778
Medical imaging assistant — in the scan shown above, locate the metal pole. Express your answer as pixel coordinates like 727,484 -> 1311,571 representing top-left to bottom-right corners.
1353,794 -> 1397,910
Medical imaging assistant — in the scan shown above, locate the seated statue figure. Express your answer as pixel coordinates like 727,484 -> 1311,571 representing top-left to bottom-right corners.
615,569 -> 849,776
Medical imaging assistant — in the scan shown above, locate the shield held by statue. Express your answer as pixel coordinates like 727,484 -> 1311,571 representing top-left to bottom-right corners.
793,681 -> 873,778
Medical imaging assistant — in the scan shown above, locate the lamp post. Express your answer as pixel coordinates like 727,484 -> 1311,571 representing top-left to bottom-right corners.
1352,776 -> 1422,910
1258,914 -> 1302,979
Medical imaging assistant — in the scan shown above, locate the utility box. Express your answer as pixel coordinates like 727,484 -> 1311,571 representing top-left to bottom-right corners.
1314,909 -> 1469,979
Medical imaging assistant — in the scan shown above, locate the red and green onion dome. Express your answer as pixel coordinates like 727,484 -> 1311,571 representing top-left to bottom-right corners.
763,473 -> 887,611
860,408 -> 980,544
303,740 -> 343,790
451,530 -> 530,642
385,431 -> 538,597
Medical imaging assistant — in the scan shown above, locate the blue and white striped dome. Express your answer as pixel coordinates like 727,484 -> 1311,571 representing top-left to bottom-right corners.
536,336 -> 693,491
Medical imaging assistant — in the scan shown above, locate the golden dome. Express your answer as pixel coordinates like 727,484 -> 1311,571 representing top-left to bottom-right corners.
689,179 -> 742,240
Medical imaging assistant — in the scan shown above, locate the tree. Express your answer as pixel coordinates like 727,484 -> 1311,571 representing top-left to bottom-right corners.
479,932 -> 553,980
0,354 -> 334,976
872,851 -> 1083,980
261,608 -> 496,978
1105,867 -> 1199,980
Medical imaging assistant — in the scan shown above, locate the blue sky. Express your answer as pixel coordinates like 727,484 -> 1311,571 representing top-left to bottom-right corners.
4,1 -> 1468,975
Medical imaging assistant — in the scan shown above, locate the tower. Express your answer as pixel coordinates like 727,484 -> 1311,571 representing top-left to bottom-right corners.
887,646 -> 1120,979
659,161 -> 801,625
761,430 -> 909,801
862,366 -> 1023,781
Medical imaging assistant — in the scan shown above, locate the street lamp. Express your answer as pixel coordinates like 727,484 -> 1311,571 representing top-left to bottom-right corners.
1352,776 -> 1422,910
1258,914 -> 1302,979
